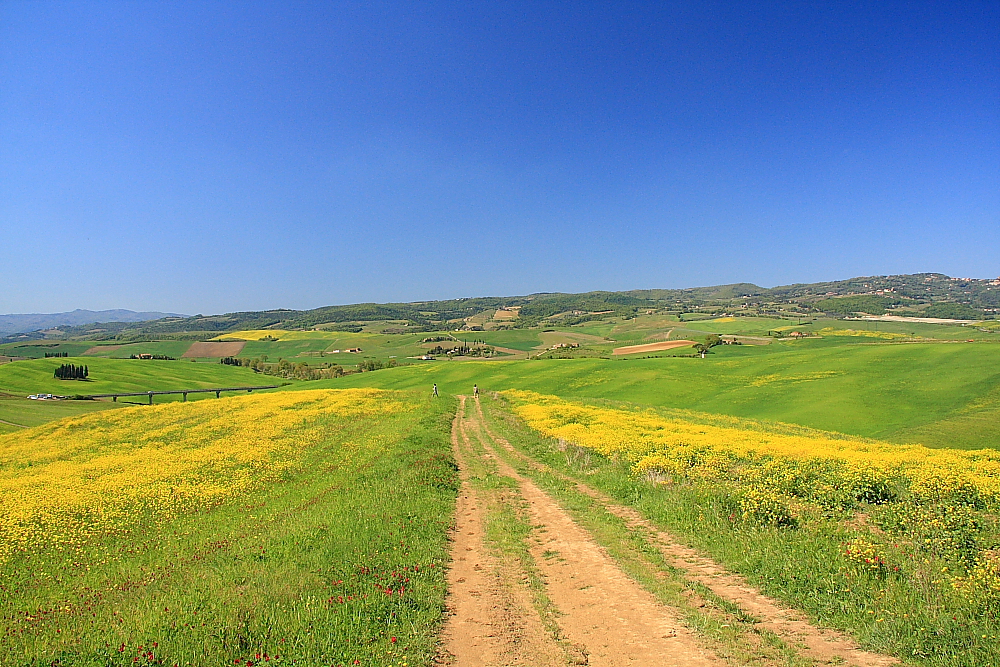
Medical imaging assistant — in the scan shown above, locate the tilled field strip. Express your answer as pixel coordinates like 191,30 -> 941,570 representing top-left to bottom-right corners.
611,340 -> 697,355
473,397 -> 900,667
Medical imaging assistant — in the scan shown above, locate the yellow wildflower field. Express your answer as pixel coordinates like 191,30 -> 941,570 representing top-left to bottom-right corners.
817,327 -> 917,340
505,390 -> 1000,505
211,329 -> 353,341
0,388 -> 409,564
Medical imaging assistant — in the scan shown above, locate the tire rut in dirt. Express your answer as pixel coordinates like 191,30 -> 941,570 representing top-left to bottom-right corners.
466,398 -> 724,667
474,397 -> 899,667
437,397 -> 565,666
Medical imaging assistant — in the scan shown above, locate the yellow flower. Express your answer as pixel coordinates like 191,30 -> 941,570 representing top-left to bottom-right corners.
504,390 -> 1000,507
0,389 -> 408,565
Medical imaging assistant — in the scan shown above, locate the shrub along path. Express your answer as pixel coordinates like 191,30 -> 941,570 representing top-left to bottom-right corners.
438,395 -> 900,666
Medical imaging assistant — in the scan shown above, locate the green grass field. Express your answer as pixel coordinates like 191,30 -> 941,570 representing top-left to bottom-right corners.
5,315 -> 1000,449
0,342 -> 97,358
0,389 -> 457,666
0,393 -> 123,433
80,341 -> 195,358
0,357 -> 269,396
4,312 -> 1000,665
319,340 -> 1000,450
479,394 -> 1000,666
0,358 -> 279,430
238,332 -> 434,364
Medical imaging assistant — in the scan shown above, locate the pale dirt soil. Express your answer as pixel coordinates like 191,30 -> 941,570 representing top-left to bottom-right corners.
507,464 -> 721,666
437,398 -> 566,666
441,397 -> 724,667
475,400 -> 899,667
181,341 -> 246,358
612,340 -> 697,355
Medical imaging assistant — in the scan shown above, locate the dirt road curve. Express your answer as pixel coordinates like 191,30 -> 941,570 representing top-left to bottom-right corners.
438,396 -> 898,667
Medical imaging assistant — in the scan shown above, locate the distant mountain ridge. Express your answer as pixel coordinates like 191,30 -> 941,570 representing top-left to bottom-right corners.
4,272 -> 997,343
0,309 -> 186,336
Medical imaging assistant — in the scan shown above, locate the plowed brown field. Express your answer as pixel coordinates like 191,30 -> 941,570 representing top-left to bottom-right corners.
181,341 -> 246,358
612,340 -> 696,355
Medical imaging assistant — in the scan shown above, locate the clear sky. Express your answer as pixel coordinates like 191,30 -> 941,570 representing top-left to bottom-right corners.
2,1 -> 997,314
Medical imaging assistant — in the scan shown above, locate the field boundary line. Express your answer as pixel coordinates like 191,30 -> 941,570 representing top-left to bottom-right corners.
0,418 -> 28,429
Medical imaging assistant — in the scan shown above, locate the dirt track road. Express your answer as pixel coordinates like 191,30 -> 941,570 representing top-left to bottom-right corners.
437,396 -> 898,667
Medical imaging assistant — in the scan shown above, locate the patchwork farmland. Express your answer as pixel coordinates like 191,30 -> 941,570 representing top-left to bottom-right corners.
2,277 -> 1000,665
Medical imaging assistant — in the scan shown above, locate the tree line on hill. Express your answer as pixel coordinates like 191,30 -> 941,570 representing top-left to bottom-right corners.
814,294 -> 984,319
32,291 -> 662,341
44,351 -> 69,357
357,358 -> 400,372
220,354 -> 408,378
54,364 -> 88,380
424,344 -> 497,357
921,302 -> 984,319
11,273 -> 995,345
694,334 -> 724,354
814,295 -> 899,316
221,356 -> 346,380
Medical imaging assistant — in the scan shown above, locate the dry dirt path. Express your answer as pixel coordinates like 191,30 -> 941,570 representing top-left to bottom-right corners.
471,398 -> 899,667
437,397 -> 565,666
440,397 -> 724,667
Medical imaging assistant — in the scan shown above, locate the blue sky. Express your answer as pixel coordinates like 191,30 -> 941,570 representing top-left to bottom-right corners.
2,1 -> 997,314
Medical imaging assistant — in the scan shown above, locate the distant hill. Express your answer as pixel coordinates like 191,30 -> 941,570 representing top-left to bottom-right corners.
4,272 -> 997,343
0,309 -> 186,336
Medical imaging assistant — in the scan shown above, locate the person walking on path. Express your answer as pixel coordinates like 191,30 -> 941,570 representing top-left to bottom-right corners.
473,384 -> 479,398
433,383 -> 439,397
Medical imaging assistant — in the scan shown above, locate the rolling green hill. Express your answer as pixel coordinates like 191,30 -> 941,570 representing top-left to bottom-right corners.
0,358 -> 276,431
0,357 -> 269,397
316,340 -> 1000,450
